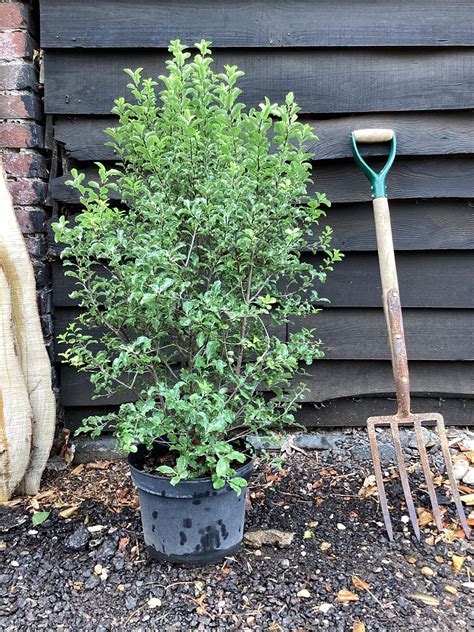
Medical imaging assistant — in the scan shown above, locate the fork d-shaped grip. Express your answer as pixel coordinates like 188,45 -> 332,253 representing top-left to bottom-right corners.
351,129 -> 396,199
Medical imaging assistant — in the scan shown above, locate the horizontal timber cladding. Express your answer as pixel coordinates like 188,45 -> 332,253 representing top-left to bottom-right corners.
54,113 -> 474,163
63,397 -> 474,432
40,0 -> 474,48
49,157 -> 474,205
41,0 -> 474,424
43,49 -> 474,115
59,360 -> 474,407
51,252 -> 474,309
295,398 -> 474,428
290,309 -> 474,361
54,308 -> 474,362
47,200 -> 474,255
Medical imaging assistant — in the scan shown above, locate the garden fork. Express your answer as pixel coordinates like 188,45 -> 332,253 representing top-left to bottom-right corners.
351,129 -> 470,540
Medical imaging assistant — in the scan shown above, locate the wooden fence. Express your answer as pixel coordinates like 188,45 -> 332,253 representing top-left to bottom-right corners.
40,0 -> 474,428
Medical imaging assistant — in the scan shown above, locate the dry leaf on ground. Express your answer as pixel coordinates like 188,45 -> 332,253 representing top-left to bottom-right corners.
417,508 -> 434,527
352,576 -> 373,591
357,475 -> 377,499
460,494 -> 474,505
87,461 -> 110,470
353,622 -> 366,632
336,589 -> 359,602
451,555 -> 465,574
410,593 -> 440,606
59,505 -> 80,519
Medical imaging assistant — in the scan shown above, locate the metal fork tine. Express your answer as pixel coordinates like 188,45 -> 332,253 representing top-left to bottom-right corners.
435,417 -> 471,539
390,421 -> 421,540
367,419 -> 394,541
413,418 -> 444,531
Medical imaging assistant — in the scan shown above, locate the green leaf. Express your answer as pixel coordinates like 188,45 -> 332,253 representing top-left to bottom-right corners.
156,465 -> 176,476
32,511 -> 50,526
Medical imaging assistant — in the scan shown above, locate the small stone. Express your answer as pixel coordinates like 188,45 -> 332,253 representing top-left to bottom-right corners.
10,560 -> 19,567
421,566 -> 434,576
244,529 -> 294,548
297,589 -> 311,599
117,584 -> 126,592
66,525 -> 90,551
125,595 -> 137,610
401,516 -> 410,524
461,438 -> 474,451
462,468 -> 474,486
94,564 -> 103,576
147,597 -> 161,609
453,459 -> 470,481
318,603 -> 332,614
280,558 -> 290,568
113,558 -> 125,571
336,523 -> 346,531
320,542 -> 331,551
84,576 -> 101,590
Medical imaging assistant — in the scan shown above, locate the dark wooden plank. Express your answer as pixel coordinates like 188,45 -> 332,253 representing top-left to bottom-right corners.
63,397 -> 474,432
311,158 -> 474,204
313,113 -> 474,161
50,157 -> 474,205
44,49 -> 474,115
290,309 -> 474,361
40,0 -> 474,48
316,252 -> 474,309
48,200 -> 474,254
317,200 -> 474,252
59,360 -> 474,406
54,113 -> 474,163
296,397 -> 474,428
52,252 -> 474,309
299,361 -> 474,402
55,307 -> 474,362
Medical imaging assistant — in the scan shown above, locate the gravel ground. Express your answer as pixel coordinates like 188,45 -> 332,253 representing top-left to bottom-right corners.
1,429 -> 473,631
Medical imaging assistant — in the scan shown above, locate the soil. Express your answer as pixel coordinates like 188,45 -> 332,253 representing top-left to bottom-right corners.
1,433 -> 473,631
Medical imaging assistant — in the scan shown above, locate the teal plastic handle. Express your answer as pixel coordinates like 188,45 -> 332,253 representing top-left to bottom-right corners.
351,132 -> 397,199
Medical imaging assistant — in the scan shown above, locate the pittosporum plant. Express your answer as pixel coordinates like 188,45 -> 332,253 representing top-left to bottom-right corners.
53,40 -> 342,493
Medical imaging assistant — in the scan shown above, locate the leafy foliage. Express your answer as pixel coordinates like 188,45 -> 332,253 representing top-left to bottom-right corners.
53,40 -> 341,492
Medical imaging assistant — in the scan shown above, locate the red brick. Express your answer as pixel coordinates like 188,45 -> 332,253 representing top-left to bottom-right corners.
3,152 -> 48,178
0,93 -> 42,119
0,31 -> 36,60
0,122 -> 43,148
0,3 -> 30,30
8,179 -> 47,205
16,207 -> 47,234
0,62 -> 37,90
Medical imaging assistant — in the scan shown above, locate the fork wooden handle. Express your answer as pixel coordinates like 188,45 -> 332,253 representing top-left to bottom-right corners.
352,128 -> 394,143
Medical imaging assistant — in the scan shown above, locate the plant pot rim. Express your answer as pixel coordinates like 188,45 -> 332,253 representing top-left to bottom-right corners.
128,444 -> 254,499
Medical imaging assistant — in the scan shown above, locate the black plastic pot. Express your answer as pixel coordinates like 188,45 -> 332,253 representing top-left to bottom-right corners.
128,445 -> 253,566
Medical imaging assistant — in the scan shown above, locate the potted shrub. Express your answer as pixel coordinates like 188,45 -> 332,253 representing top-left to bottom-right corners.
53,40 -> 341,565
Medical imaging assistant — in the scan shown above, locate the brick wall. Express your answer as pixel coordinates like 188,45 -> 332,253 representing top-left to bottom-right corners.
0,1 -> 53,361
